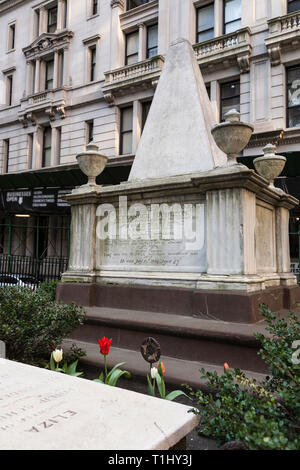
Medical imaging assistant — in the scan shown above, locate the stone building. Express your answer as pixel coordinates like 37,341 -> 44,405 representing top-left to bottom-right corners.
0,0 -> 299,281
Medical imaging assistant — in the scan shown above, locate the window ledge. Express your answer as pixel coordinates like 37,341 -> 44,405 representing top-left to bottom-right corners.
87,13 -> 100,21
6,48 -> 16,54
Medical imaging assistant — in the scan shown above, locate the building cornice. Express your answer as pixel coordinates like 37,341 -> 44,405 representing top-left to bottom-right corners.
0,0 -> 29,14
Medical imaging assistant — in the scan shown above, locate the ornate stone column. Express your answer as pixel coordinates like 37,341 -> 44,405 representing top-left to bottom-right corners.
34,58 -> 41,94
138,23 -> 146,62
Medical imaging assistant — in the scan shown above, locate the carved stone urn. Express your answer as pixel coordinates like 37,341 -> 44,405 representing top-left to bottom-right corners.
253,144 -> 286,191
76,142 -> 108,189
211,109 -> 254,166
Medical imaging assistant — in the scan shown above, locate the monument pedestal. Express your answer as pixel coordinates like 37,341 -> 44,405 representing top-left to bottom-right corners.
61,165 -> 299,299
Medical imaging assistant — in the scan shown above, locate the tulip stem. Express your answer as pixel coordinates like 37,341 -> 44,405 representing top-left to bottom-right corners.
104,354 -> 108,382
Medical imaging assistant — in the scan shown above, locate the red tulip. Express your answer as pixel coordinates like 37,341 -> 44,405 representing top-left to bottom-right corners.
98,337 -> 112,355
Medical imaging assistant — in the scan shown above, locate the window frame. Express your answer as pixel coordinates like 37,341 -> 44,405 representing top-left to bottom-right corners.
120,106 -> 133,155
42,127 -> 52,168
223,0 -> 242,35
86,120 -> 94,145
6,74 -> 13,106
47,5 -> 58,33
125,30 -> 139,66
89,45 -> 97,82
126,0 -> 150,11
286,65 -> 300,129
220,79 -> 240,122
3,139 -> 9,173
196,3 -> 215,44
141,100 -> 152,132
287,0 -> 300,13
146,23 -> 158,59
8,23 -> 16,51
45,58 -> 54,91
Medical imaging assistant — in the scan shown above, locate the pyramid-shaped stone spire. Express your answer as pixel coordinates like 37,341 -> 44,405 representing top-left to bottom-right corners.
129,38 -> 226,181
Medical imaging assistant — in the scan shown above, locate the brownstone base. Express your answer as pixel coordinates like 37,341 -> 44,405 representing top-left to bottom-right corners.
56,282 -> 300,323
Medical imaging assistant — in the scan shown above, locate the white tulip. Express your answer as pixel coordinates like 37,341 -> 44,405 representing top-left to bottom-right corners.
53,348 -> 63,364
151,367 -> 158,379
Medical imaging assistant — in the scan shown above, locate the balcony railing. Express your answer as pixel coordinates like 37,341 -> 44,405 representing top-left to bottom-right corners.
266,11 -> 300,65
193,28 -> 251,69
18,88 -> 67,127
104,55 -> 164,85
102,55 -> 164,103
268,11 -> 300,36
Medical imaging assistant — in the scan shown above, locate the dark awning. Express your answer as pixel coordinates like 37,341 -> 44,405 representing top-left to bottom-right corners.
0,160 -> 132,191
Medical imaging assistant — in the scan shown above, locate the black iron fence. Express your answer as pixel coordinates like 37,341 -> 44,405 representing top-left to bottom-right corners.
0,254 -> 68,289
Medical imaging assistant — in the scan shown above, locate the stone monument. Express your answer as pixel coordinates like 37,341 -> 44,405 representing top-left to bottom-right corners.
58,38 -> 299,325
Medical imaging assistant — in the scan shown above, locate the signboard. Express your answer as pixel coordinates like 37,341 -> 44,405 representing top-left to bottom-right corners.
0,189 -> 71,214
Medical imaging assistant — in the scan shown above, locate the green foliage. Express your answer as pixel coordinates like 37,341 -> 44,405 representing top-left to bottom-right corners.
63,343 -> 86,364
38,281 -> 59,301
188,305 -> 300,450
147,362 -> 190,401
0,286 -> 85,363
94,362 -> 131,386
48,352 -> 83,377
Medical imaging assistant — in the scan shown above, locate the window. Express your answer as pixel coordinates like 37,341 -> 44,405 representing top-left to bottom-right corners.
288,0 -> 300,12
42,128 -> 52,167
47,6 -> 58,33
125,31 -> 139,65
220,80 -> 240,121
287,66 -> 300,128
147,24 -> 158,58
3,140 -> 9,173
120,107 -> 133,155
92,0 -> 98,15
206,83 -> 211,100
196,4 -> 214,43
34,9 -> 40,38
45,59 -> 54,90
86,121 -> 94,145
224,0 -> 242,34
142,100 -> 152,132
89,46 -> 96,81
6,75 -> 13,106
8,24 -> 15,51
27,134 -> 33,169
127,0 -> 150,10
56,127 -> 62,164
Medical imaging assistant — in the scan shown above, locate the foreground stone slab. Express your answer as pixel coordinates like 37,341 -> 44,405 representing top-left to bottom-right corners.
0,359 -> 198,450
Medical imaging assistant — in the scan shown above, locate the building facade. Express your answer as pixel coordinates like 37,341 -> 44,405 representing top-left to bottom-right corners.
0,0 -> 299,281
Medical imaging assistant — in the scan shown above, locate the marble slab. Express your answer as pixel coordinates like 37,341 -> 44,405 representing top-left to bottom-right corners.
0,359 -> 198,450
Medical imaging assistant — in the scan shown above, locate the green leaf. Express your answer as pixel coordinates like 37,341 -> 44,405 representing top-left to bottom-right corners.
93,378 -> 104,384
165,390 -> 191,401
107,368 -> 131,387
106,363 -> 127,380
147,374 -> 155,396
49,352 -> 56,371
156,373 -> 166,399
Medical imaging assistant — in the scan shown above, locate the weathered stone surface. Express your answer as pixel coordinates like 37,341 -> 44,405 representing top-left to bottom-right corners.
129,38 -> 226,181
0,359 -> 198,450
0,341 -> 5,359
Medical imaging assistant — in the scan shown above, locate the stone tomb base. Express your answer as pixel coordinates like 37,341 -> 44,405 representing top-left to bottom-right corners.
57,281 -> 300,324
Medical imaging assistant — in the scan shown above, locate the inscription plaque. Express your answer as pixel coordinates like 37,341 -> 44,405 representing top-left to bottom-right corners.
0,359 -> 198,450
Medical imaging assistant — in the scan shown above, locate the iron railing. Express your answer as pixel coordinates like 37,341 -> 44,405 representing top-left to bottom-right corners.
0,254 -> 68,289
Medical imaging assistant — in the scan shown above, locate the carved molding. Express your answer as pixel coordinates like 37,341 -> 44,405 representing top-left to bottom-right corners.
56,105 -> 66,119
237,53 -> 250,74
45,107 -> 56,121
103,91 -> 115,106
111,0 -> 125,9
23,30 -> 74,60
267,45 -> 281,66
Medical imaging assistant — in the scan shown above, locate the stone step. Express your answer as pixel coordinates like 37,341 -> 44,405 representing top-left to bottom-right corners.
63,339 -> 267,391
70,306 -> 270,373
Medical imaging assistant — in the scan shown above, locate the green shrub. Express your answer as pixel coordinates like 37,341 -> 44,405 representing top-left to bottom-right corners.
38,280 -> 59,301
0,286 -> 85,364
188,305 -> 300,450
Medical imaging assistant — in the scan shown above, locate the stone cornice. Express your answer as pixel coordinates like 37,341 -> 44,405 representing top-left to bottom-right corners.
0,0 -> 28,14
63,166 -> 299,210
23,30 -> 74,60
